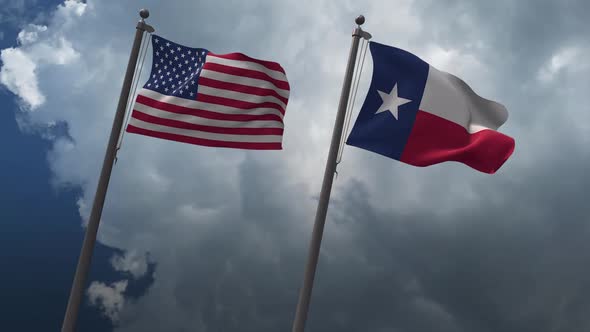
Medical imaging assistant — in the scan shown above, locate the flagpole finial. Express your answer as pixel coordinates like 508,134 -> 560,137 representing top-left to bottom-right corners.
139,9 -> 150,19
355,15 -> 365,26
137,9 -> 155,33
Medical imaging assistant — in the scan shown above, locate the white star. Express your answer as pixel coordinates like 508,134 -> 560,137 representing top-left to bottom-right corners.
374,83 -> 411,120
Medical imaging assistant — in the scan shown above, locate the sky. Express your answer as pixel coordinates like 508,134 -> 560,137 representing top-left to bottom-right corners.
1,0 -> 590,331
0,3 -> 155,331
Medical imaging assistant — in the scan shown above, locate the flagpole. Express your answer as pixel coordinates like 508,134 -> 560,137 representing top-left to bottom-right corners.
291,15 -> 370,332
61,9 -> 154,332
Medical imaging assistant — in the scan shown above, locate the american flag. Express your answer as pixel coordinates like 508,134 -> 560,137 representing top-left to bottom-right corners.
126,34 -> 290,150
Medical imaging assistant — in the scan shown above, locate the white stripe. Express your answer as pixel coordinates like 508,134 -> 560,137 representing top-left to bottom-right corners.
206,55 -> 288,82
134,102 -> 284,129
197,85 -> 287,110
199,70 -> 290,98
137,89 -> 285,119
128,117 -> 283,143
419,66 -> 508,134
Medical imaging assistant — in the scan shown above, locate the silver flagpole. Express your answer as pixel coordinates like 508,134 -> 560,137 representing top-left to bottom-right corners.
291,15 -> 370,332
61,9 -> 155,332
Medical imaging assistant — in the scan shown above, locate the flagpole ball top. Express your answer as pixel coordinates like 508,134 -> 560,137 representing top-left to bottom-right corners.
355,15 -> 365,25
139,9 -> 149,19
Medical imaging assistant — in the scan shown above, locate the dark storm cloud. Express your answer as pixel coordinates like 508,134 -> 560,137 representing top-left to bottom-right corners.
299,143 -> 590,332
413,0 -> 590,60
91,0 -> 590,329
411,0 -> 590,117
116,141 -> 590,332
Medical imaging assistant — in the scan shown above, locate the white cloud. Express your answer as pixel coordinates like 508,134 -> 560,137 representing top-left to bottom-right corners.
0,47 -> 44,108
17,24 -> 48,44
61,0 -> 86,17
110,251 -> 149,279
0,1 -> 84,110
87,280 -> 128,322
537,46 -> 580,83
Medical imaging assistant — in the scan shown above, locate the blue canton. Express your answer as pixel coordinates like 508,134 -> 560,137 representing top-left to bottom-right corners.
346,41 -> 429,160
144,35 -> 209,100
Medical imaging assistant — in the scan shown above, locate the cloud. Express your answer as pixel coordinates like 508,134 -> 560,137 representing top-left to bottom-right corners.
537,46 -> 589,83
17,24 -> 47,44
0,1 -> 84,110
2,0 -> 590,331
110,251 -> 149,279
87,280 -> 128,322
0,47 -> 44,108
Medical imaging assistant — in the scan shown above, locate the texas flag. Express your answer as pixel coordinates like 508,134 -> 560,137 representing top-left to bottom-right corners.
346,42 -> 515,174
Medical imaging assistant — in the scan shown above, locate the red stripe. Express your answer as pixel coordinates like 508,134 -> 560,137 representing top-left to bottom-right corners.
202,63 -> 290,91
199,77 -> 289,105
196,93 -> 285,115
131,110 -> 284,136
126,124 -> 282,150
136,94 -> 283,123
401,111 -> 515,174
208,52 -> 286,74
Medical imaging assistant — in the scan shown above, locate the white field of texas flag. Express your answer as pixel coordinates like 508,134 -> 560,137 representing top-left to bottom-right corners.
126,34 -> 290,150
